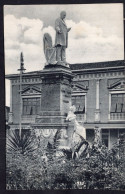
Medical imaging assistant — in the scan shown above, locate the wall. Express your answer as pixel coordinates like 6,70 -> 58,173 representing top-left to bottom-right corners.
12,84 -> 20,124
86,79 -> 96,122
99,78 -> 109,122
12,80 -> 42,124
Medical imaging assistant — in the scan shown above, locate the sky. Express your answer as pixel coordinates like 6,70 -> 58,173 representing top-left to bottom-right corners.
4,4 -> 124,106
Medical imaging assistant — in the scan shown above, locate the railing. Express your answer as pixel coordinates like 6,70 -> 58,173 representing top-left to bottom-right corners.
110,112 -> 125,121
21,115 -> 36,123
21,114 -> 86,123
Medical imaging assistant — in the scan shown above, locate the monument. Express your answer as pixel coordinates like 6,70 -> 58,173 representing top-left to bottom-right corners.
33,11 -> 73,144
55,11 -> 71,65
33,12 -> 88,155
43,11 -> 71,67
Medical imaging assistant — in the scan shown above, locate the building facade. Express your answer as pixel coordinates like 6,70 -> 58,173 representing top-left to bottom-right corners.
6,60 -> 125,149
5,106 -> 10,124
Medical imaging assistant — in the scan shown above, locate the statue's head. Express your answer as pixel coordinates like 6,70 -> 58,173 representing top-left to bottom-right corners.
60,11 -> 66,20
70,105 -> 76,113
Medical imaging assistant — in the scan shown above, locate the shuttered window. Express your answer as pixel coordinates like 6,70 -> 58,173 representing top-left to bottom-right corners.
23,98 -> 40,115
111,94 -> 125,113
71,95 -> 85,113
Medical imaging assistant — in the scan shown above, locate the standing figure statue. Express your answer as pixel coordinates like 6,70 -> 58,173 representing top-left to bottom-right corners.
55,11 -> 71,65
66,105 -> 88,158
66,105 -> 86,140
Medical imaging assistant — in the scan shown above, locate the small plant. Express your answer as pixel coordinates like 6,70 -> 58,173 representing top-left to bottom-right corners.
6,129 -> 38,154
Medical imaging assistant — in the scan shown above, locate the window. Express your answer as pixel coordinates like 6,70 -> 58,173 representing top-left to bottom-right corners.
111,94 -> 125,113
23,98 -> 40,115
71,95 -> 85,114
102,129 -> 109,148
86,129 -> 94,144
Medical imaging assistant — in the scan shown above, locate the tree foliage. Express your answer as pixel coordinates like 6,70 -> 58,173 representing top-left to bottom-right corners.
6,129 -> 125,190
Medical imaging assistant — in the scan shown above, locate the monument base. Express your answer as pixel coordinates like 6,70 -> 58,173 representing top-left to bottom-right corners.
33,64 -> 73,144
36,111 -> 66,125
36,64 -> 73,125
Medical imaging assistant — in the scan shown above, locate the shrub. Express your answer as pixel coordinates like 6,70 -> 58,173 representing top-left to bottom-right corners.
6,129 -> 125,190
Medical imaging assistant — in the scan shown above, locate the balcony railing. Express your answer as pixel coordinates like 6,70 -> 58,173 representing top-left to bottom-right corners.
110,112 -> 125,121
21,115 -> 36,123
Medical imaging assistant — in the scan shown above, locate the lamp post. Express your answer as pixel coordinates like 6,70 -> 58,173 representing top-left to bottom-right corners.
18,52 -> 26,139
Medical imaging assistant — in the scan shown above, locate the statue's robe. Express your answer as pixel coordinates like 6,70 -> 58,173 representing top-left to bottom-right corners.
74,120 -> 86,140
66,111 -> 86,140
55,18 -> 68,48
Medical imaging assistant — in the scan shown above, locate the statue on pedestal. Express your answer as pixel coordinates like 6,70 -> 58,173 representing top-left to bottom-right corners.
55,11 -> 71,65
43,11 -> 71,67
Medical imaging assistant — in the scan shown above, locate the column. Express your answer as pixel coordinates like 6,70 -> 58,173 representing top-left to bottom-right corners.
108,129 -> 111,150
94,79 -> 100,122
8,80 -> 13,123
108,93 -> 111,120
84,94 -> 87,121
96,80 -> 99,109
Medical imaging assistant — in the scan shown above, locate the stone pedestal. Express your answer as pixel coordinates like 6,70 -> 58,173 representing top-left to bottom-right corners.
35,64 -> 73,131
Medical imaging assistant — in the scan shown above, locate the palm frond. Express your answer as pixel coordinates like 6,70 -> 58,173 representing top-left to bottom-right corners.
6,129 -> 37,154
53,129 -> 62,149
